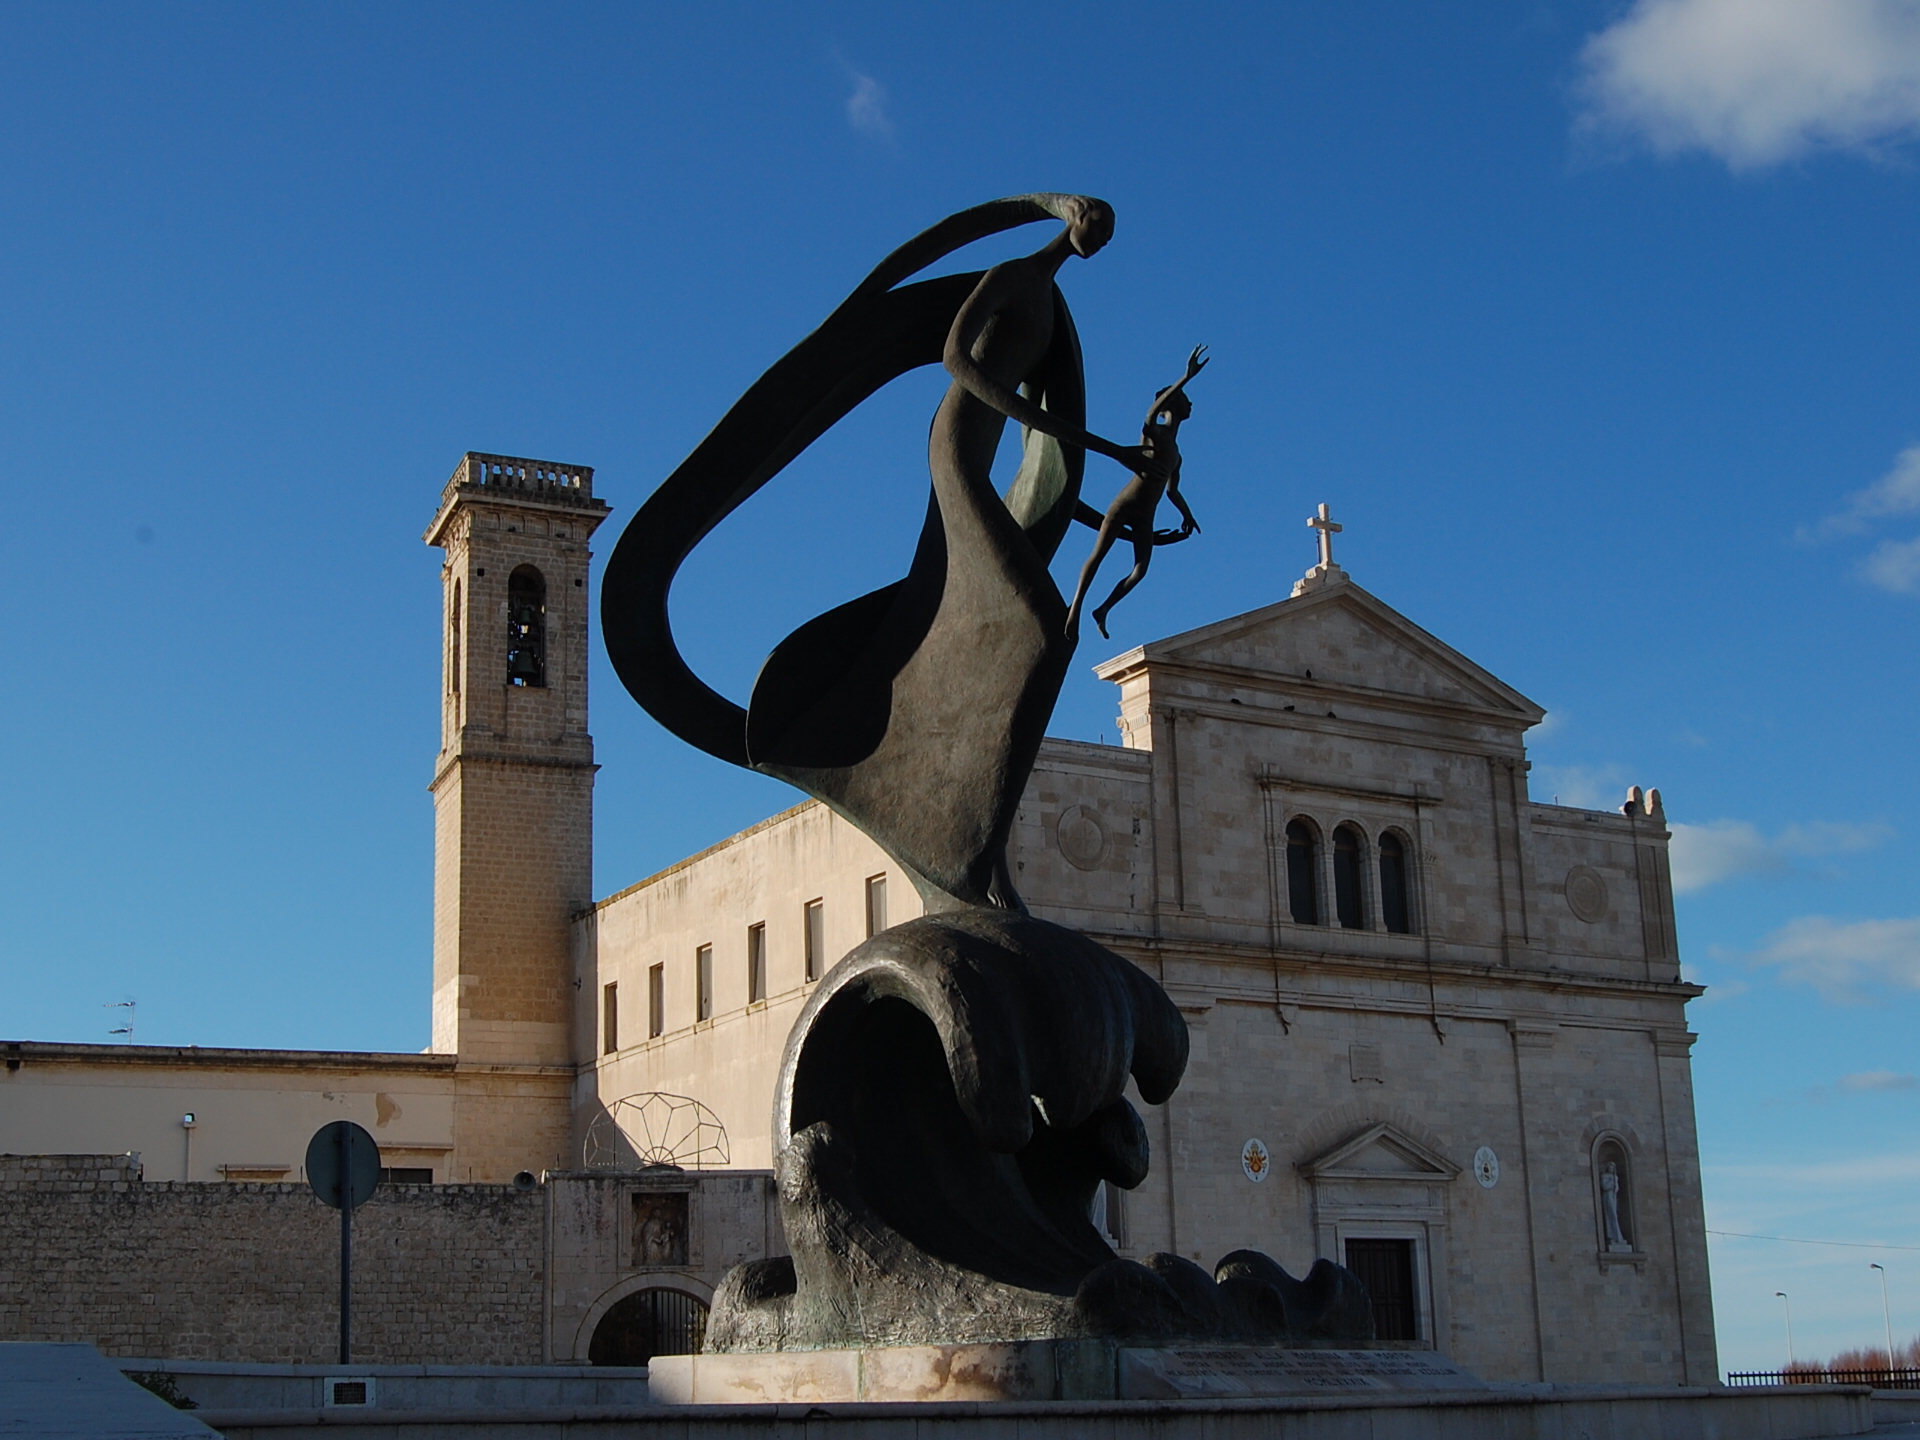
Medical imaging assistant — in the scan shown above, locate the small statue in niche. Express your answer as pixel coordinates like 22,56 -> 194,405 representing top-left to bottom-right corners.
1065,346 -> 1209,641
1601,1161 -> 1632,1252
632,1191 -> 689,1268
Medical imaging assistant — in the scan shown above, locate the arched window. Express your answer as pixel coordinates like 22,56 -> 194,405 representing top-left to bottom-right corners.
1593,1136 -> 1636,1254
588,1286 -> 708,1365
1333,824 -> 1365,929
507,566 -> 546,687
1379,831 -> 1412,934
448,580 -> 461,695
1285,819 -> 1319,925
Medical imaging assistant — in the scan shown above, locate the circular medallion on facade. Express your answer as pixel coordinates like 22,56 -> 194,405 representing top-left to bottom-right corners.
1564,866 -> 1609,924
1055,805 -> 1109,870
1241,1137 -> 1270,1183
1473,1146 -> 1500,1189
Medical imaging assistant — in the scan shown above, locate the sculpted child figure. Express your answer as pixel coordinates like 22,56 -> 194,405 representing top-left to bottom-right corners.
1065,345 -> 1209,641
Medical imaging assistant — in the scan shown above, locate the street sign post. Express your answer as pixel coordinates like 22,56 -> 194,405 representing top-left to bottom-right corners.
306,1121 -> 381,1365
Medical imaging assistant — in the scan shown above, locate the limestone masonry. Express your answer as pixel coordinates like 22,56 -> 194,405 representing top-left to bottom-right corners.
0,456 -> 1712,1384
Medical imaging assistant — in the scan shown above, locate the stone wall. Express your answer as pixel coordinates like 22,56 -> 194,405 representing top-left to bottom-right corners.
0,1156 -> 544,1364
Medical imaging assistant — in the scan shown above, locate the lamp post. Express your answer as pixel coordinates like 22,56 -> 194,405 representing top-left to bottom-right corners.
1777,1291 -> 1795,1368
1871,1264 -> 1895,1377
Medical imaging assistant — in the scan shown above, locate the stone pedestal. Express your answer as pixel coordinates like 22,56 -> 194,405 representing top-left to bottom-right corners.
647,1342 -> 1485,1405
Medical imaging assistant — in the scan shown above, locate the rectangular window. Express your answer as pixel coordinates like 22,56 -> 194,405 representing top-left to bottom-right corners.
804,899 -> 825,982
602,982 -> 619,1055
696,944 -> 714,1021
648,963 -> 664,1038
1344,1238 -> 1418,1341
865,874 -> 888,938
378,1167 -> 434,1185
747,922 -> 767,1004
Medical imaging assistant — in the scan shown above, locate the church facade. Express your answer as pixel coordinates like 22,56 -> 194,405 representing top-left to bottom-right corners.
0,453 -> 1715,1384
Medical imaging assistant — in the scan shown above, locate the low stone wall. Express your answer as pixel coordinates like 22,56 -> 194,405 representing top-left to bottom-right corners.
111,1360 -> 651,1413
202,1388 -> 1875,1440
0,1156 -> 543,1364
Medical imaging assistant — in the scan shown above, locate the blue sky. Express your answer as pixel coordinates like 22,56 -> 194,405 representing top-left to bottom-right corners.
2,0 -> 1917,1374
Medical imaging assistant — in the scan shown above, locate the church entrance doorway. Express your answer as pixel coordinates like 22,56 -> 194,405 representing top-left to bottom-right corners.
587,1287 -> 709,1366
1345,1238 -> 1418,1341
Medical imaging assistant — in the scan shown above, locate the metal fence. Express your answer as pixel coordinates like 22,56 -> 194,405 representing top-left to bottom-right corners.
1726,1368 -> 1920,1390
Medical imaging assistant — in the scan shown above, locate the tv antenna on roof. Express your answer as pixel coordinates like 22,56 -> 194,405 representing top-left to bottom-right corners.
106,999 -> 134,1043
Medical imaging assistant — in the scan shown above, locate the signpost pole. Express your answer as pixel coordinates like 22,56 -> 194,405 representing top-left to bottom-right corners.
338,1121 -> 352,1365
306,1119 -> 379,1371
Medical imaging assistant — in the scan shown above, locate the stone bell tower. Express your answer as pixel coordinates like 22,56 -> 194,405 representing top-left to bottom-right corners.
425,453 -> 609,1070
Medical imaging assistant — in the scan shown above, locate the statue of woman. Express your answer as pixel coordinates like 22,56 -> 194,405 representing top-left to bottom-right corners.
934,197 -> 1166,532
1602,1161 -> 1630,1250
603,193 -> 1173,908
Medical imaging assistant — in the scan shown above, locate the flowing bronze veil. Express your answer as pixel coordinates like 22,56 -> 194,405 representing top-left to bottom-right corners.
602,195 -> 1097,908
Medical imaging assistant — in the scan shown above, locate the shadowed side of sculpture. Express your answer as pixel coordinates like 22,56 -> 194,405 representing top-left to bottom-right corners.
600,195 -> 1376,1353
601,196 -> 1095,909
705,907 -> 1372,1352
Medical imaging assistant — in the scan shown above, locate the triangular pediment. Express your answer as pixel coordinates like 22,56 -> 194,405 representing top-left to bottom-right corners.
1300,1122 -> 1462,1181
1100,578 -> 1543,723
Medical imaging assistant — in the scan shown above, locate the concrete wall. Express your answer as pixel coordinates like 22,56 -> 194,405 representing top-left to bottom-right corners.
0,1047 -> 459,1184
574,802 -> 925,1170
0,1045 -> 571,1187
546,1170 -> 782,1363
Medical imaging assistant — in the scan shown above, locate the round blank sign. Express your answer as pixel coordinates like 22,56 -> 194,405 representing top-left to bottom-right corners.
306,1121 -> 382,1211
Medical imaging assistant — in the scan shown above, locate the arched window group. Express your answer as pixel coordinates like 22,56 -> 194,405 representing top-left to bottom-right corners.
507,565 -> 547,687
1283,817 -> 1416,934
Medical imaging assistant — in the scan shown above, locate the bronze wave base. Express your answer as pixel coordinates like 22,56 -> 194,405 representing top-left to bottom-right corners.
706,908 -> 1374,1352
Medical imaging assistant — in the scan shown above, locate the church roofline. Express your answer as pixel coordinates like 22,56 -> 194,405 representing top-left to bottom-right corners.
588,799 -> 821,916
0,1041 -> 460,1073
1093,577 -> 1546,725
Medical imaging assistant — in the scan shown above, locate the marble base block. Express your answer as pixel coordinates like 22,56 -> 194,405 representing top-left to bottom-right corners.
647,1342 -> 1486,1404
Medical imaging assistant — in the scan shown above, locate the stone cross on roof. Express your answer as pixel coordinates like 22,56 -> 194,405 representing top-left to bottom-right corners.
1292,501 -> 1350,599
1308,502 -> 1342,569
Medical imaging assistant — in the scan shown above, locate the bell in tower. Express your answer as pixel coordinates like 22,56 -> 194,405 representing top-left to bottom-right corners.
506,565 -> 547,687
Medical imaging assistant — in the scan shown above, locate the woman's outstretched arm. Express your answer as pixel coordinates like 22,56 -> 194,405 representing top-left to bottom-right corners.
944,266 -> 1166,477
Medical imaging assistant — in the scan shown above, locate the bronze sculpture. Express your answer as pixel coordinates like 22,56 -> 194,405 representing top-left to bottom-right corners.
602,196 -> 1370,1350
1066,345 -> 1208,641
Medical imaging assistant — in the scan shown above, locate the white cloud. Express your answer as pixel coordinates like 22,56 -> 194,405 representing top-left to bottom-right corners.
1839,1069 -> 1919,1092
1804,446 -> 1920,593
1668,819 -> 1892,893
843,67 -> 894,141
1575,0 -> 1920,170
1531,762 -> 1633,810
1822,445 -> 1920,535
1750,914 -> 1920,1001
1776,1068 -> 1920,1104
1706,1149 -> 1920,1189
1864,533 -> 1920,593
